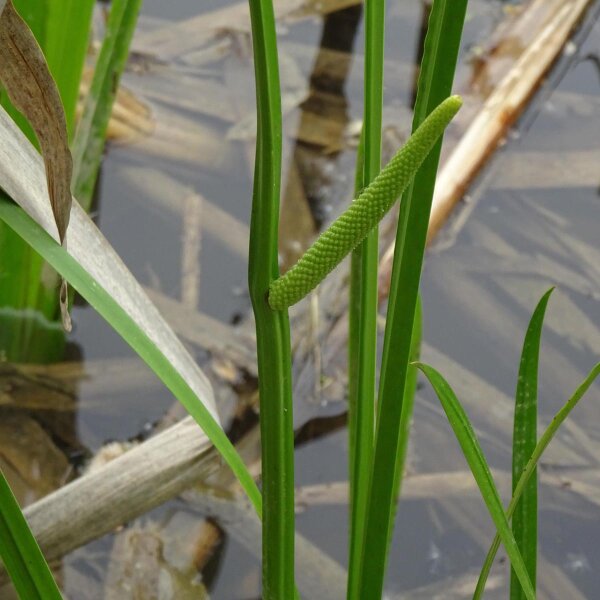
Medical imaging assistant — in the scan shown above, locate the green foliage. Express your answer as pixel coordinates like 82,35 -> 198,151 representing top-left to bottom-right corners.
44,0 -> 94,139
355,1 -> 468,596
72,0 -> 143,209
416,363 -> 536,600
511,288 -> 553,599
0,470 -> 63,599
346,0 -> 385,590
474,361 -> 600,598
0,0 -> 81,362
418,291 -> 600,600
0,1 -> 595,599
347,130 -> 368,553
0,0 -> 138,362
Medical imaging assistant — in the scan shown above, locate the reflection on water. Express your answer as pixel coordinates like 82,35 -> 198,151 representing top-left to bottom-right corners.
2,0 -> 599,598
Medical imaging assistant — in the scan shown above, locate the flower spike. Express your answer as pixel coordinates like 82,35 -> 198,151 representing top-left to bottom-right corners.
269,95 -> 462,310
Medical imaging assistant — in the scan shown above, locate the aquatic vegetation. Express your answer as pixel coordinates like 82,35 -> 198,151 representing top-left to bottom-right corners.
0,0 -> 598,598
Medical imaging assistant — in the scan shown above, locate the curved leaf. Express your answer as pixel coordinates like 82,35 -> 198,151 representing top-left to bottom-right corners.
474,361 -> 600,599
0,0 -> 72,243
416,362 -> 535,600
0,105 -> 261,517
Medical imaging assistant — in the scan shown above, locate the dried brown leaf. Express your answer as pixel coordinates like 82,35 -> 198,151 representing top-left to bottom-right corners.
0,0 -> 74,329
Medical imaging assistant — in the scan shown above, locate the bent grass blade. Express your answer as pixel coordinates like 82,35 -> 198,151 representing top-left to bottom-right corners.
0,105 -> 261,517
474,361 -> 600,599
416,362 -> 536,600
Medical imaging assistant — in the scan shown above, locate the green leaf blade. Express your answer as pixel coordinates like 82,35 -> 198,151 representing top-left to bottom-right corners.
416,363 -> 536,600
0,470 -> 62,600
511,287 -> 553,600
347,0 -> 386,590
0,196 -> 262,522
357,1 -> 468,596
247,0 -> 296,597
45,0 -> 95,137
475,361 -> 600,599
72,0 -> 143,209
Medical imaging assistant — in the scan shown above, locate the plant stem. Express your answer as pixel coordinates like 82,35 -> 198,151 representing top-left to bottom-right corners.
72,0 -> 143,210
247,0 -> 295,597
357,1 -> 468,596
347,0 -> 385,593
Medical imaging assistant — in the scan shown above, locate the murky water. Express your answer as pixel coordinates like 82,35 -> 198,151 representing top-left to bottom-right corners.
2,0 -> 599,598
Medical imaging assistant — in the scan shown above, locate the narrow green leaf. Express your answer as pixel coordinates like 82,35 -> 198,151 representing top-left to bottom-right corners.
347,0 -> 386,591
0,0 -> 64,361
247,0 -> 295,597
348,128 -> 366,516
357,2 -> 468,596
391,295 -> 422,506
511,288 -> 553,599
416,362 -> 535,600
72,0 -> 143,209
45,0 -> 94,138
475,361 -> 600,599
0,470 -> 62,599
347,127 -> 375,600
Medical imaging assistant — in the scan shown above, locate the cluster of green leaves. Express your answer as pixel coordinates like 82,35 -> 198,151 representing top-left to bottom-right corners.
247,0 -> 295,596
421,291 -> 600,600
0,0 -> 207,596
247,0 -> 464,595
